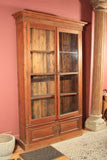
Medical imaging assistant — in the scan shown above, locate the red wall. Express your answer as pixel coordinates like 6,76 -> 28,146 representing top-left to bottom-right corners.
0,0 -> 92,136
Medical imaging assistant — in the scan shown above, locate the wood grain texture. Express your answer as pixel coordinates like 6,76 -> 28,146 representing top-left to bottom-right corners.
16,22 -> 27,143
13,10 -> 85,150
91,10 -> 106,114
59,31 -> 79,116
13,9 -> 86,30
30,27 -> 55,119
18,127 -> 82,150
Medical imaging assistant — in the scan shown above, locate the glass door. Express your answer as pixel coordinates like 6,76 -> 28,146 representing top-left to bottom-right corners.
29,24 -> 57,123
58,29 -> 80,119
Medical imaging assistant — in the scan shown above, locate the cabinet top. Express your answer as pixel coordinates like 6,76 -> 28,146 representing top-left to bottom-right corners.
13,9 -> 87,31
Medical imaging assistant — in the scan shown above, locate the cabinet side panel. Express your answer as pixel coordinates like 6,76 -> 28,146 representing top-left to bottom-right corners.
78,32 -> 82,116
16,22 -> 26,143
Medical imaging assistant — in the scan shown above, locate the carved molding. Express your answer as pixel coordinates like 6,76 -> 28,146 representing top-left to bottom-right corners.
91,0 -> 107,10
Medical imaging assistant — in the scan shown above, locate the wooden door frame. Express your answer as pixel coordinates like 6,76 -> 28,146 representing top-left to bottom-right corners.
57,28 -> 82,120
26,23 -> 58,125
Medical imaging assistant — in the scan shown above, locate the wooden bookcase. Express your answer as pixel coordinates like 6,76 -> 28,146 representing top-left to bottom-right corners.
13,10 -> 86,150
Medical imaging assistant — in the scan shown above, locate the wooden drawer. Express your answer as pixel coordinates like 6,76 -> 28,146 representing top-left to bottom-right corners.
29,124 -> 57,143
60,118 -> 81,134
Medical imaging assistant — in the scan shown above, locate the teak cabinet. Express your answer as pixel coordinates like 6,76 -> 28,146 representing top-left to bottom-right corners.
13,10 -> 86,150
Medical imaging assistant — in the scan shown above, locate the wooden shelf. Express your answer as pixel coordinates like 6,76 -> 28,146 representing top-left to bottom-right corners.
31,94 -> 55,100
60,92 -> 77,96
31,50 -> 54,54
59,51 -> 77,54
60,72 -> 78,76
31,73 -> 55,76
31,72 -> 78,76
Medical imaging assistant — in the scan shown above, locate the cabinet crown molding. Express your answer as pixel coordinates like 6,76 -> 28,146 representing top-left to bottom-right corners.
91,0 -> 107,10
13,10 -> 87,31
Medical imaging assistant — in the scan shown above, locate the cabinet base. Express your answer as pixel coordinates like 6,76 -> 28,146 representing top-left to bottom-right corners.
17,129 -> 82,151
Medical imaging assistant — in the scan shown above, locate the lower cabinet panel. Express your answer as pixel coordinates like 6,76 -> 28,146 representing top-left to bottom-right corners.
60,118 -> 80,134
29,124 -> 57,143
28,117 -> 81,144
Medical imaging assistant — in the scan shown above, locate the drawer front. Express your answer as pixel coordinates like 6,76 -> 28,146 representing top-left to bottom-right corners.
60,118 -> 81,134
29,124 -> 57,143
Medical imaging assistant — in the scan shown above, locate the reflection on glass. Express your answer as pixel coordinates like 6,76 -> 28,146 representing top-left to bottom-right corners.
59,32 -> 78,73
60,95 -> 78,114
31,76 -> 55,97
60,75 -> 78,93
59,32 -> 78,52
30,28 -> 55,74
60,54 -> 78,72
31,98 -> 55,119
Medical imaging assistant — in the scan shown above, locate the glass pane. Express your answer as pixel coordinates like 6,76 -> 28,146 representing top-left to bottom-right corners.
30,28 -> 55,74
60,75 -> 78,93
31,98 -> 55,119
31,76 -> 55,96
60,53 -> 78,72
59,32 -> 78,52
60,95 -> 78,114
59,32 -> 78,73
